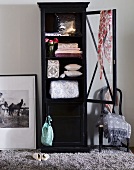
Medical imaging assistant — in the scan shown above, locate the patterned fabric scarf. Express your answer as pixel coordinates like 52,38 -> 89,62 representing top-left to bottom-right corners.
97,108 -> 131,146
98,10 -> 113,79
103,109 -> 131,146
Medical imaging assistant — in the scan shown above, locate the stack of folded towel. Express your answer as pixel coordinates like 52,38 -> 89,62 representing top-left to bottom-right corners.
55,43 -> 82,58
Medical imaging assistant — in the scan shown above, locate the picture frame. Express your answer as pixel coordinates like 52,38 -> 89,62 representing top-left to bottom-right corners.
0,74 -> 37,149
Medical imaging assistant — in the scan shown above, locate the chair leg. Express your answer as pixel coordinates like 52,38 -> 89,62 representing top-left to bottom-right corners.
126,138 -> 129,152
99,125 -> 103,152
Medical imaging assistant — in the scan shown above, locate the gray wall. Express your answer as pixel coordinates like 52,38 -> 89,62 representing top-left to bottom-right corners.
0,0 -> 134,147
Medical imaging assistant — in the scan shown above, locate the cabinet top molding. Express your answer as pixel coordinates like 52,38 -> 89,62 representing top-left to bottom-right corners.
37,2 -> 90,9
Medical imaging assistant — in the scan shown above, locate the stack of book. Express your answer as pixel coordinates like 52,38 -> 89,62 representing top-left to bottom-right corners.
55,43 -> 82,58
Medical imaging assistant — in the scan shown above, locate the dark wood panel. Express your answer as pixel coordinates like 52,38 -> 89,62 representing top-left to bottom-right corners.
48,103 -> 83,116
52,117 -> 82,145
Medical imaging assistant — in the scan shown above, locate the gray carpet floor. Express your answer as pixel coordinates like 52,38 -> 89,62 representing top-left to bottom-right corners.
0,149 -> 134,170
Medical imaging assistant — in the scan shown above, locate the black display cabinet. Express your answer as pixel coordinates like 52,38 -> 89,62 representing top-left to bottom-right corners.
37,2 -> 117,152
38,2 -> 90,152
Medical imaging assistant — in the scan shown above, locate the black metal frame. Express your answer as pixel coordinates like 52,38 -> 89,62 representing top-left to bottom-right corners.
86,10 -> 117,104
98,87 -> 129,152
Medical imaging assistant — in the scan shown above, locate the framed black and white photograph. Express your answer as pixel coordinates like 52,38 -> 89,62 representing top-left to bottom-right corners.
0,74 -> 37,149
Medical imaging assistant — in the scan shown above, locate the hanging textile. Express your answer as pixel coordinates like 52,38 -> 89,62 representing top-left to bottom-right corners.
98,10 -> 113,79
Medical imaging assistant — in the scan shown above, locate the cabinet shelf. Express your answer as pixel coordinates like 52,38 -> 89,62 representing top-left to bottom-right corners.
46,98 -> 84,103
51,115 -> 81,118
45,35 -> 82,38
46,56 -> 83,59
46,77 -> 83,80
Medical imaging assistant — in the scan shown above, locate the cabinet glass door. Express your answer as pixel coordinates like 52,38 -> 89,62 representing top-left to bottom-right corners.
86,9 -> 116,104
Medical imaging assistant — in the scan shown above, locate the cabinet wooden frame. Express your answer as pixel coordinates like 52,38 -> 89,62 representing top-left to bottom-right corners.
38,2 -> 89,152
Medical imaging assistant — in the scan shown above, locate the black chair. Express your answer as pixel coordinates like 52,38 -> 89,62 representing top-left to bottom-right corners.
98,87 -> 130,152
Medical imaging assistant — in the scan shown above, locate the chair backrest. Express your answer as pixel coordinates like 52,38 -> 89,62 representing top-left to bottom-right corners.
99,86 -> 122,115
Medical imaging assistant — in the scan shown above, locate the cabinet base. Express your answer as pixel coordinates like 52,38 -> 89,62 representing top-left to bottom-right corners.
41,146 -> 90,153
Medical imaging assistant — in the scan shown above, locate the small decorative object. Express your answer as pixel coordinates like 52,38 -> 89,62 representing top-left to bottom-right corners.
45,38 -> 49,56
64,64 -> 82,71
49,80 -> 79,98
60,73 -> 65,78
33,153 -> 42,161
41,153 -> 50,161
58,43 -> 78,49
48,39 -> 54,57
57,14 -> 76,35
64,70 -> 82,77
32,153 -> 50,161
47,60 -> 59,78
45,32 -> 61,36
45,38 -> 59,57
41,115 -> 54,146
55,42 -> 83,58
53,38 -> 59,51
